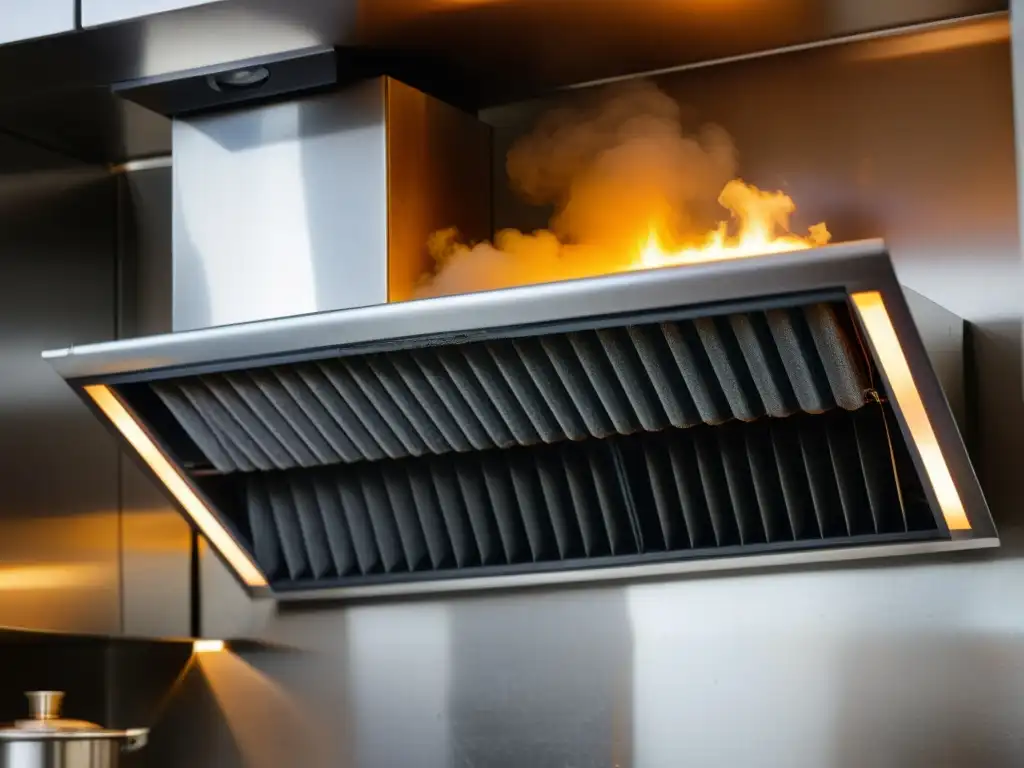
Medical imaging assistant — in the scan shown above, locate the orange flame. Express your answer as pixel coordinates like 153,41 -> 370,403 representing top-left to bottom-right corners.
413,82 -> 837,300
415,180 -> 831,299
635,179 -> 831,269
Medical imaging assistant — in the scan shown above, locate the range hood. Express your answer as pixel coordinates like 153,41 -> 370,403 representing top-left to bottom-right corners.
40,56 -> 997,599
44,234 -> 997,599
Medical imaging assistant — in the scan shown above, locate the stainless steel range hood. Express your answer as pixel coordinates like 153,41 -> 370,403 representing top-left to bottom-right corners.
43,235 -> 998,599
36,52 -> 999,599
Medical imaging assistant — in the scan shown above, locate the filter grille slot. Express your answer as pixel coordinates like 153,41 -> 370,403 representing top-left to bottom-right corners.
242,407 -> 935,587
153,302 -> 869,473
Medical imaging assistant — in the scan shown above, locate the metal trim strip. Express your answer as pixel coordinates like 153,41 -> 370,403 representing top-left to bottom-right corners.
269,536 -> 999,601
43,238 -> 892,379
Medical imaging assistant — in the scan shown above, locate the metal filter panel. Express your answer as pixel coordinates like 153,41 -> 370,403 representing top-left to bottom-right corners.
242,407 -> 933,586
152,302 -> 869,473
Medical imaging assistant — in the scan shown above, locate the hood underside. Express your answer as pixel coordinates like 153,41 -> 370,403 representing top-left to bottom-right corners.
44,239 -> 997,599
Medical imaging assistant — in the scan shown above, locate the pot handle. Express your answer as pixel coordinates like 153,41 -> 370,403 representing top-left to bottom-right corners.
121,728 -> 149,753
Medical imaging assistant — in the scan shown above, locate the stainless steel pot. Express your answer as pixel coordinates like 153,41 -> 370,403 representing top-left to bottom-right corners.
0,692 -> 148,768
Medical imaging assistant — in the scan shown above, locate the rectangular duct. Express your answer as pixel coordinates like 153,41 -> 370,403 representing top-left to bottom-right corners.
44,240 -> 998,599
170,76 -> 491,330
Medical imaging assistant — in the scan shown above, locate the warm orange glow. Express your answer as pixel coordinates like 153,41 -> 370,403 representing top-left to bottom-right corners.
419,180 -> 832,298
84,385 -> 268,587
636,180 -> 830,269
415,81 -> 835,300
851,292 -> 970,531
0,564 -> 109,591
846,17 -> 1008,63
198,650 -> 333,768
194,639 -> 226,654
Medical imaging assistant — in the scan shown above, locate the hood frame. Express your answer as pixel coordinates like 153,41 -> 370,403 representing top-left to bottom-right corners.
43,239 -> 998,599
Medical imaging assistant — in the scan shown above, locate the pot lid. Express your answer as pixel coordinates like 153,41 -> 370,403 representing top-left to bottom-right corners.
0,692 -> 148,747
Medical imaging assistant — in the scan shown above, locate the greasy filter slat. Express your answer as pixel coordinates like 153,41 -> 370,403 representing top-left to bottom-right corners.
154,302 -> 870,473
244,407 -> 932,585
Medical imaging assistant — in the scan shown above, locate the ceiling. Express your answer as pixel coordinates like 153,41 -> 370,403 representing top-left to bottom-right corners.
0,0 -> 1006,163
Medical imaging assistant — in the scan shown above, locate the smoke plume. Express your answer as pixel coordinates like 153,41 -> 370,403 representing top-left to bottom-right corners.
414,82 -> 816,299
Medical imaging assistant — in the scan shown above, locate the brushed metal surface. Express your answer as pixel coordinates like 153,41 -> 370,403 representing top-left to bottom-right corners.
118,168 -> 172,339
1012,0 -> 1024,395
117,168 -> 191,639
903,287 -> 966,431
264,538 -> 998,602
44,239 -> 893,377
177,21 -> 1024,768
0,91 -> 172,166
172,79 -> 389,330
385,78 -> 492,302
0,740 -> 117,768
0,0 -> 74,46
0,2 -> 1007,164
0,0 -> 1003,101
83,0 -> 226,27
0,134 -> 122,635
170,78 -> 488,331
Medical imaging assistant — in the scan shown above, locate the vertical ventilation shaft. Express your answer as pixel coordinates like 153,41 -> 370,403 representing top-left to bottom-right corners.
124,300 -> 937,590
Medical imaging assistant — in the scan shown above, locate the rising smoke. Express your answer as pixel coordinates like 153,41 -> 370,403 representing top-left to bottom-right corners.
413,81 -> 812,299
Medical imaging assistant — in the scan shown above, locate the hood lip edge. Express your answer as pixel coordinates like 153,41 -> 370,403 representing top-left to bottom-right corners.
44,237 -> 892,380
266,534 -> 999,602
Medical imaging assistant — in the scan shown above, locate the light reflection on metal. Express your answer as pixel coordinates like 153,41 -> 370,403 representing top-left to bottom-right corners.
0,564 -> 109,591
194,639 -> 226,654
197,648 -> 329,767
851,291 -> 970,531
84,384 -> 268,587
843,16 -> 1008,62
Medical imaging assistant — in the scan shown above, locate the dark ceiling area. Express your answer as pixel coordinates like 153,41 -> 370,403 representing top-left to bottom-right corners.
0,0 -> 1006,164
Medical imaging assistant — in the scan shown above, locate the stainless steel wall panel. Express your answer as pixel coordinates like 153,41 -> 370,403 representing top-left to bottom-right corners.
83,0 -> 225,27
0,0 -> 1005,114
183,20 -> 1024,768
0,0 -> 74,46
119,166 -> 173,339
118,166 -> 192,639
385,78 -> 492,302
903,287 -> 966,432
1012,0 -> 1024,394
170,78 -> 490,331
0,5 -> 1005,161
0,136 -> 121,635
